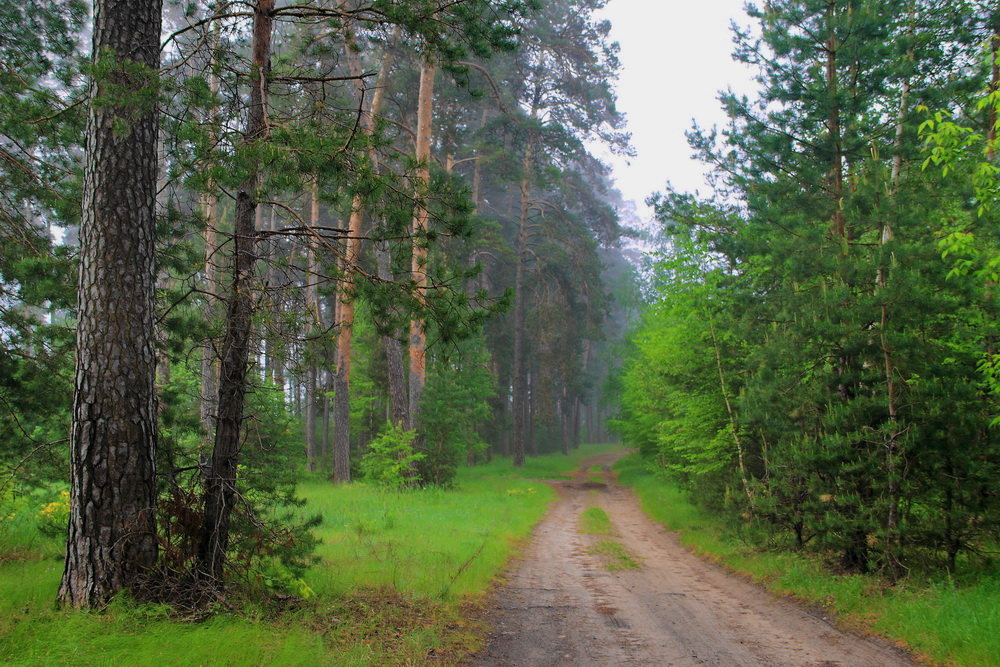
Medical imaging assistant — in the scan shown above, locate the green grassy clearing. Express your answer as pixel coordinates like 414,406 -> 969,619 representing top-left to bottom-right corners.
615,453 -> 1000,666
0,444 -> 618,665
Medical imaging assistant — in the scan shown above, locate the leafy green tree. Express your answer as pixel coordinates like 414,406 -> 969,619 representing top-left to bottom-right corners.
619,0 -> 998,577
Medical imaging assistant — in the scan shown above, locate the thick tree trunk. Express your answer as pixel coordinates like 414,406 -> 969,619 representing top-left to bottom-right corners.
331,215 -> 358,483
408,59 -> 437,427
60,0 -> 162,608
197,0 -> 273,585
331,372 -> 351,482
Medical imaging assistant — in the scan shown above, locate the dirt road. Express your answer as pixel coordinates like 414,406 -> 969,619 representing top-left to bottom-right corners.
473,451 -> 914,666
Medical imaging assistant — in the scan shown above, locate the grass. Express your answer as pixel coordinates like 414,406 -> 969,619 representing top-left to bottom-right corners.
579,505 -> 639,571
590,540 -> 640,570
0,444 -> 619,666
579,506 -> 613,535
615,453 -> 1000,666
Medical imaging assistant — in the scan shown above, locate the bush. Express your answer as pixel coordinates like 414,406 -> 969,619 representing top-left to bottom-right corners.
360,422 -> 424,489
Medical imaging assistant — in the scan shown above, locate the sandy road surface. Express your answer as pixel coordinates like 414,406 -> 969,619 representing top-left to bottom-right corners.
472,451 -> 914,666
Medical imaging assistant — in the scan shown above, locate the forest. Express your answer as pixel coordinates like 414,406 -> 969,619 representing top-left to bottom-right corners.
0,0 -> 997,664
615,0 -> 999,580
2,0 -> 634,601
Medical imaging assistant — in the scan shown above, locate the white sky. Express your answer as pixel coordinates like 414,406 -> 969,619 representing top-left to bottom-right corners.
595,0 -> 756,223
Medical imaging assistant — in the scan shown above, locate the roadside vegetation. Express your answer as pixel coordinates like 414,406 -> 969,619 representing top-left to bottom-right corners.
616,454 -> 1000,667
0,446 -> 612,665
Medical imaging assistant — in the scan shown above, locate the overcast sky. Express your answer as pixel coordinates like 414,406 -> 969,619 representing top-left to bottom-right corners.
595,0 -> 756,222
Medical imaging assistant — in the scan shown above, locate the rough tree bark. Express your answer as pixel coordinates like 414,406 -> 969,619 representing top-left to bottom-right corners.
197,0 -> 273,585
59,0 -> 163,608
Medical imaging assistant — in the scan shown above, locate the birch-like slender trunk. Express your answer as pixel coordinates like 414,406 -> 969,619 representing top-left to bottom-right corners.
708,319 -> 753,510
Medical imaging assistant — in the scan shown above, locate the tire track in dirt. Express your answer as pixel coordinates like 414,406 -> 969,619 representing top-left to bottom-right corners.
472,451 -> 915,666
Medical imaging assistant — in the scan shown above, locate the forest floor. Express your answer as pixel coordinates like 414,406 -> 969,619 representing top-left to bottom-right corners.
471,451 -> 916,666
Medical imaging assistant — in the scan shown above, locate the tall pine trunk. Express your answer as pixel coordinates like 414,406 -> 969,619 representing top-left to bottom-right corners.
408,59 -> 437,427
60,0 -> 163,608
377,242 -> 409,426
197,0 -> 273,585
304,180 -> 320,471
511,140 -> 534,466
199,30 -> 221,438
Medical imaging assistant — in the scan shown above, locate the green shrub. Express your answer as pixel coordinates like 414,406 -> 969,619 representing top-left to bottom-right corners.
360,422 -> 424,489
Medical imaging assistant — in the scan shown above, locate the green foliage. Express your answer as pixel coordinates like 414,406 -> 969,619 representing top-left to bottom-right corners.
616,1 -> 999,577
919,91 -> 1000,418
416,337 -> 495,486
360,422 -> 424,489
154,363 -> 320,594
0,1 -> 82,492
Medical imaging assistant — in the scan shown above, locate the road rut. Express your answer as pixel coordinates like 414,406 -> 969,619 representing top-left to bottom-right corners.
472,451 -> 914,666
